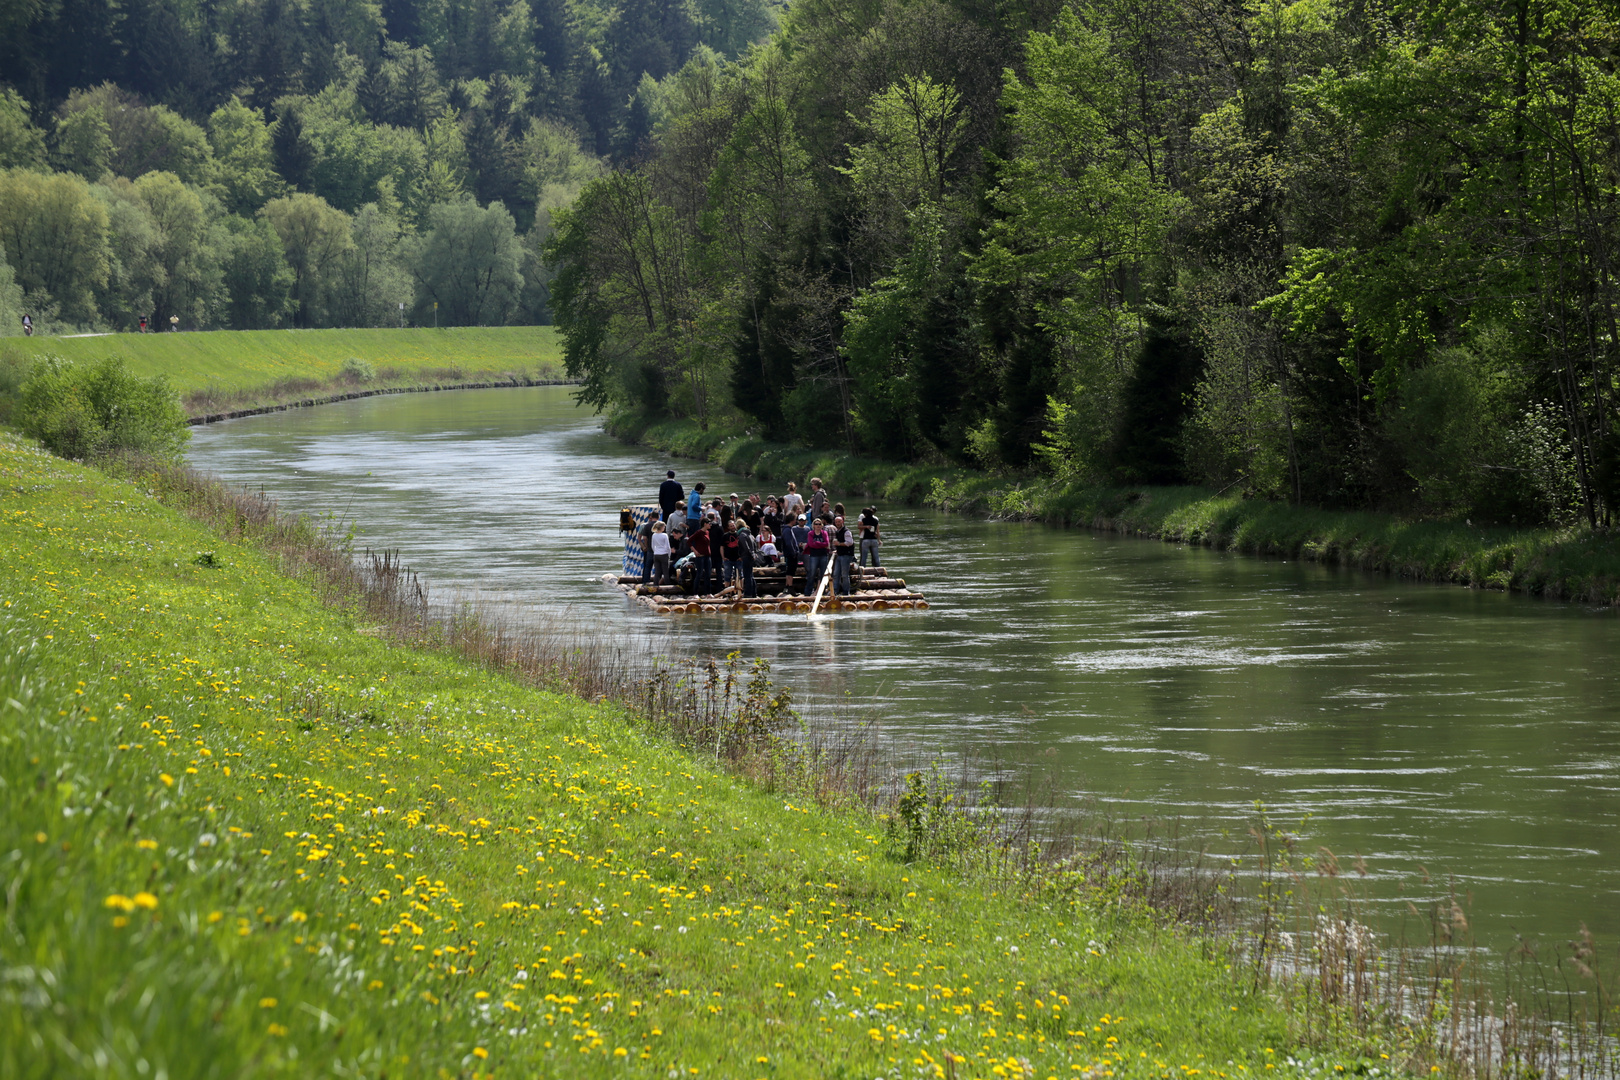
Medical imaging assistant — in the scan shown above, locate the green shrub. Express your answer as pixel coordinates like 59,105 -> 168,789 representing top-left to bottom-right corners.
340,355 -> 377,382
0,343 -> 30,424
15,356 -> 189,461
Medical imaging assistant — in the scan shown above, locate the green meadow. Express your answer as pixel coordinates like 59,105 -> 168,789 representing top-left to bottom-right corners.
0,432 -> 1416,1077
3,327 -> 565,416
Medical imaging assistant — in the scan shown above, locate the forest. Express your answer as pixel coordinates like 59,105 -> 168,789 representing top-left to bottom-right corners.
0,0 -> 781,333
545,0 -> 1620,526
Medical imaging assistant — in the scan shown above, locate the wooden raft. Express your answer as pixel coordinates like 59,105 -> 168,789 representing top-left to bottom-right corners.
600,564 -> 930,615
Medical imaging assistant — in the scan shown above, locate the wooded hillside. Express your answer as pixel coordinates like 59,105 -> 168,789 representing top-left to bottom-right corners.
0,0 -> 782,333
547,0 -> 1620,527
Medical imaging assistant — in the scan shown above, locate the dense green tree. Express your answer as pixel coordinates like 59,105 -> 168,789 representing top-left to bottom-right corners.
209,97 -> 287,214
219,214 -> 297,329
409,196 -> 523,325
331,202 -> 412,325
0,242 -> 24,334
50,107 -> 114,180
0,167 -> 111,324
261,192 -> 354,326
92,177 -> 162,329
60,84 -> 217,186
0,90 -> 48,170
133,171 -> 221,329
270,101 -> 317,193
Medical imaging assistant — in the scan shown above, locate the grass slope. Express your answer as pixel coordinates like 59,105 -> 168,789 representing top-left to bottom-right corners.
611,413 -> 1620,605
0,436 -> 1396,1079
5,327 -> 565,416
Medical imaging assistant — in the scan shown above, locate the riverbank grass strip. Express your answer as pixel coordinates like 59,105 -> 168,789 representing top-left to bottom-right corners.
5,327 -> 565,418
0,435 -> 1399,1078
614,412 -> 1620,605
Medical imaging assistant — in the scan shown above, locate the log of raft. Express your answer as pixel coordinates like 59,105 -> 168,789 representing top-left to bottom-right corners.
603,568 -> 927,613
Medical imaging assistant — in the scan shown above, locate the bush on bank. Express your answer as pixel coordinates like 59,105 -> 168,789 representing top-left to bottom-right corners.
13,355 -> 189,461
610,411 -> 1620,605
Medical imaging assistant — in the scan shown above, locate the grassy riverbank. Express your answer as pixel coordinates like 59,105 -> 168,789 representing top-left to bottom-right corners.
611,413 -> 1620,605
0,434 -> 1417,1078
2,327 -> 565,418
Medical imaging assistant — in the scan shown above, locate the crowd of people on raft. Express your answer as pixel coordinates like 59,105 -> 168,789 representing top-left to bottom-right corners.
636,470 -> 882,599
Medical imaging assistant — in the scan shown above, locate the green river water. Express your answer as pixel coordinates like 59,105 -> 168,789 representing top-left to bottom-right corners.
187,385 -> 1620,953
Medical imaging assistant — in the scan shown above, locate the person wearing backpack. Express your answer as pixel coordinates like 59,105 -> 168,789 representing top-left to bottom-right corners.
779,513 -> 805,592
721,521 -> 756,597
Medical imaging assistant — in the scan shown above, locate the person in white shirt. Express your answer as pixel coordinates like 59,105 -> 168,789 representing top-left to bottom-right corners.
650,520 -> 672,585
782,481 -> 804,518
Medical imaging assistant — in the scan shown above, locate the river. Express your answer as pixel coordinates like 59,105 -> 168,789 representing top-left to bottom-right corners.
187,385 -> 1620,952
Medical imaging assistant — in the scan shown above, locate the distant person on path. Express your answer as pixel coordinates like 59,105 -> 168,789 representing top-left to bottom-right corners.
168,315 -> 178,331
138,315 -> 147,332
659,470 -> 685,522
649,521 -> 672,585
782,482 -> 804,519
802,518 -> 831,595
685,482 -> 706,529
808,478 -> 829,523
859,507 -> 881,567
20,314 -> 32,336
830,515 -> 856,596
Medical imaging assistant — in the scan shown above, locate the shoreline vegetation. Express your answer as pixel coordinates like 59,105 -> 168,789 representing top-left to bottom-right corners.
2,327 -> 568,422
0,359 -> 1613,1073
609,412 -> 1620,607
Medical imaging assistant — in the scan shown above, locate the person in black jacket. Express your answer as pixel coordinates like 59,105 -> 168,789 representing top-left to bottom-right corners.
830,515 -> 856,596
658,471 -> 685,522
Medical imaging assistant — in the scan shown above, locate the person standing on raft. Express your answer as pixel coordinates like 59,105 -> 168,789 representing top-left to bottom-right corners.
659,470 -> 685,523
808,478 -> 829,523
830,514 -> 856,597
685,482 -> 706,531
859,506 -> 881,567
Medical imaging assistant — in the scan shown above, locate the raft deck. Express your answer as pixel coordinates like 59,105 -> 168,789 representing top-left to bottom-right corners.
601,564 -> 929,614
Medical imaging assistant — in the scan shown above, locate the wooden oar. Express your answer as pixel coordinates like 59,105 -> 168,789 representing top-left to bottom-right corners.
807,559 -> 833,617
